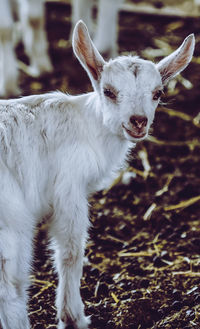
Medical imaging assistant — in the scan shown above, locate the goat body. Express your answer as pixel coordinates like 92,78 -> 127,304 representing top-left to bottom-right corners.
0,21 -> 194,329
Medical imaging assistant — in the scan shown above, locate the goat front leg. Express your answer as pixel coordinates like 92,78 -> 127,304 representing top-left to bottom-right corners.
50,198 -> 90,329
0,195 -> 34,329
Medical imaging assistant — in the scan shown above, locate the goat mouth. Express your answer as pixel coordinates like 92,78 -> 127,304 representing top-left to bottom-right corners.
122,124 -> 146,139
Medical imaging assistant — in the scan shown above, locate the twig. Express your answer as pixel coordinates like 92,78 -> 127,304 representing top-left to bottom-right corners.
28,306 -> 43,316
173,271 -> 200,277
32,281 -> 55,299
143,203 -> 157,220
138,148 -> 151,179
164,195 -> 200,211
155,175 -> 174,197
157,107 -> 200,128
111,292 -> 119,304
118,250 -> 156,257
148,136 -> 200,150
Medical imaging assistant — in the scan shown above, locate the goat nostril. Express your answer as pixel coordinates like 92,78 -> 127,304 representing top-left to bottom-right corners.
129,116 -> 148,128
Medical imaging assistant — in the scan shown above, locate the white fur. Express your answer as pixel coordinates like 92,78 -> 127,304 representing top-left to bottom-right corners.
71,0 -> 123,57
0,21 -> 194,329
0,0 -> 52,98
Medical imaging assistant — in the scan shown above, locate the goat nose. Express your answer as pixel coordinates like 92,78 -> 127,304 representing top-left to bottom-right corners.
129,115 -> 148,128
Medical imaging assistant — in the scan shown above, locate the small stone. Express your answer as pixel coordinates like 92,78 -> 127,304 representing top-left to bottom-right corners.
90,267 -> 100,277
153,256 -> 166,268
121,171 -> 136,185
194,293 -> 200,304
171,300 -> 183,311
172,289 -> 182,300
160,250 -> 170,260
139,278 -> 150,289
185,309 -> 195,320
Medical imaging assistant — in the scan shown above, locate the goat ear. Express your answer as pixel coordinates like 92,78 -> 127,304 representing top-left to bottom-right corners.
156,34 -> 195,85
72,20 -> 106,89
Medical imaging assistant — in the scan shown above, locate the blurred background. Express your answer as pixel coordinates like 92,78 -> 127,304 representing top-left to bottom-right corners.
1,1 -> 200,328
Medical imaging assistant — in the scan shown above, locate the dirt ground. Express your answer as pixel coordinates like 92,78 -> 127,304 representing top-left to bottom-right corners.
12,1 -> 200,328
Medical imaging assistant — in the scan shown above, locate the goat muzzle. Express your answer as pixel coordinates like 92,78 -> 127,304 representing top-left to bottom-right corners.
129,115 -> 148,129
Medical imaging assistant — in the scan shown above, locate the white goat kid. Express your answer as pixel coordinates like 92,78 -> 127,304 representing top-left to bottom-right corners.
0,0 -> 52,98
72,0 -> 123,57
0,21 -> 194,329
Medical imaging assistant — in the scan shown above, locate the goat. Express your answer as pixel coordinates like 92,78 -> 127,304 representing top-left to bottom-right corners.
0,20 -> 194,329
0,0 -> 52,98
71,0 -> 123,57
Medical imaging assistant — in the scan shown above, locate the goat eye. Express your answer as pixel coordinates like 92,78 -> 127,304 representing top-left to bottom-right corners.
103,88 -> 116,100
153,90 -> 162,101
